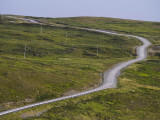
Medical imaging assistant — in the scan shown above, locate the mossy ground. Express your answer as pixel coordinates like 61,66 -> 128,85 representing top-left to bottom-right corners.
0,15 -> 159,120
0,16 -> 140,112
36,16 -> 160,44
2,60 -> 160,119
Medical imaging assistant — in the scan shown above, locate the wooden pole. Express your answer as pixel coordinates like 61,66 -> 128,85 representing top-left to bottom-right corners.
1,14 -> 3,20
65,34 -> 67,44
97,44 -> 99,56
24,44 -> 26,58
41,25 -> 42,34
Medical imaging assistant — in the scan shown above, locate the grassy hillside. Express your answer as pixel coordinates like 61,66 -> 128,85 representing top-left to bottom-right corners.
34,17 -> 160,45
0,15 -> 140,113
9,16 -> 159,120
0,16 -> 159,120
2,60 -> 160,120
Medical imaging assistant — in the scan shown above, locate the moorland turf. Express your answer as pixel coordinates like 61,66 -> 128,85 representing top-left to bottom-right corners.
0,16 -> 160,120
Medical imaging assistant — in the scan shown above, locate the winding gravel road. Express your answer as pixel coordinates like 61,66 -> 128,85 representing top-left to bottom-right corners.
0,18 -> 151,116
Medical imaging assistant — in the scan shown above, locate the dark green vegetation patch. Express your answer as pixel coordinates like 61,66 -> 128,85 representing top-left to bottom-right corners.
122,60 -> 160,87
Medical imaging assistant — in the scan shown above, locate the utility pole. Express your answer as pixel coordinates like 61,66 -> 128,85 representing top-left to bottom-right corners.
1,14 -> 3,20
97,44 -> 99,57
65,33 -> 67,44
40,25 -> 42,34
24,44 -> 26,58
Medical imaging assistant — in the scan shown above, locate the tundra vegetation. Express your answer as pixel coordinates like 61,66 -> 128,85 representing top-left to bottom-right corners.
0,15 -> 160,120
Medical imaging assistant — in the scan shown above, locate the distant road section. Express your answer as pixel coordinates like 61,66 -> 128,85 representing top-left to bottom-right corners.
0,18 -> 151,116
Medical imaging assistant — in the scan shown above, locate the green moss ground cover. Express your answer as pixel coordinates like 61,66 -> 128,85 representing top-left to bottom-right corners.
36,17 -> 160,45
5,16 -> 158,120
2,60 -> 160,119
121,60 -> 160,87
0,15 -> 140,114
